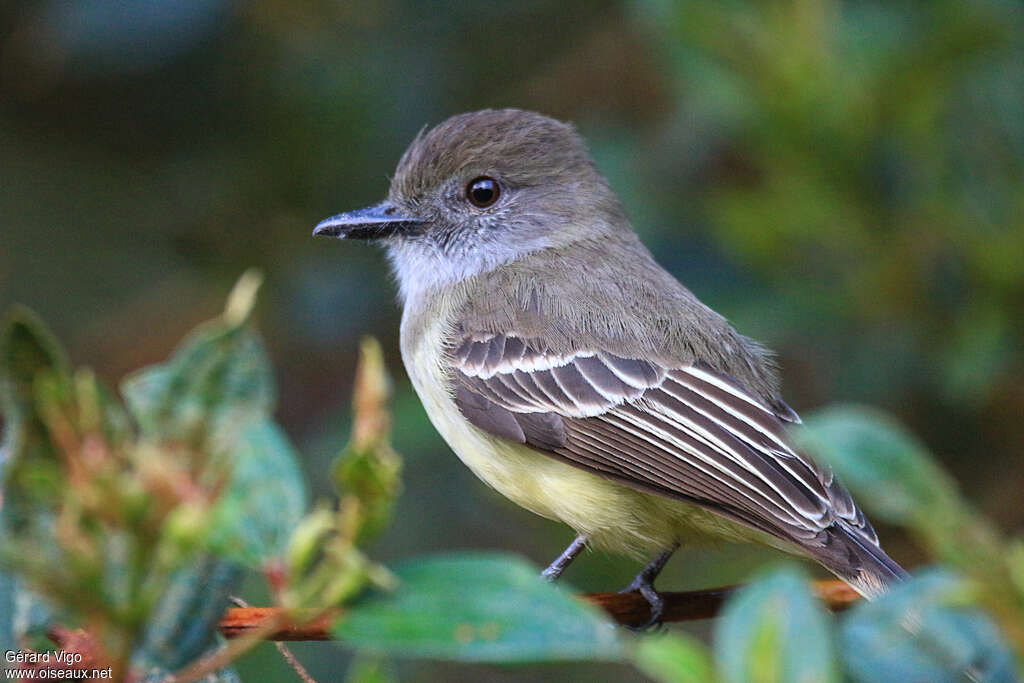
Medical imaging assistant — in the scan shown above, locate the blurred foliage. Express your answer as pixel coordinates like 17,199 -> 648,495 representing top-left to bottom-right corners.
798,405 -> 1024,646
333,338 -> 402,547
638,0 -> 1024,408
345,655 -> 397,683
0,273 -> 306,679
2,280 -> 1023,682
0,281 -> 615,681
2,0 -> 1023,680
634,632 -> 715,683
281,338 -> 398,611
713,566 -> 837,683
333,553 -> 621,663
839,571 -> 1018,683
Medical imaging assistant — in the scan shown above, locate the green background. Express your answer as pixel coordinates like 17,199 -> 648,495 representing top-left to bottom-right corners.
2,1 -> 1021,680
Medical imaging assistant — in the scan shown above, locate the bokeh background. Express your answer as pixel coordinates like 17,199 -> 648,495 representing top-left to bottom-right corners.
2,0 -> 1022,680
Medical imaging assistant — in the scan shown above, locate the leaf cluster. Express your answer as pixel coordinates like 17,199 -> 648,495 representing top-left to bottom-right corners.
0,272 -> 306,680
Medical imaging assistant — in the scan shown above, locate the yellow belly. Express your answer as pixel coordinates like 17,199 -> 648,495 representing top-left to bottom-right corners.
400,314 -> 780,559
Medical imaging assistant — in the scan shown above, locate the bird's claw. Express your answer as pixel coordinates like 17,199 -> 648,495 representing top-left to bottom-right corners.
619,575 -> 666,631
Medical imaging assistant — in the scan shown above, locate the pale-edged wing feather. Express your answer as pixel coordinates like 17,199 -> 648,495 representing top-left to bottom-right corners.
452,333 -> 880,556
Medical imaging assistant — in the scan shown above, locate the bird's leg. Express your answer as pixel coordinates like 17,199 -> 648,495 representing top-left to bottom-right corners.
619,542 -> 680,630
541,535 -> 588,581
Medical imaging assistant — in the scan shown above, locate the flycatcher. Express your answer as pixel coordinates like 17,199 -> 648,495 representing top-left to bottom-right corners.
314,109 -> 907,623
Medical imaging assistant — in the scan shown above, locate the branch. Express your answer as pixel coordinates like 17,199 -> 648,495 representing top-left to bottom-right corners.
217,579 -> 860,640
219,607 -> 339,641
587,579 -> 859,628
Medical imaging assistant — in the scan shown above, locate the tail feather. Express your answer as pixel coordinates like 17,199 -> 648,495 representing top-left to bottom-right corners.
811,523 -> 909,600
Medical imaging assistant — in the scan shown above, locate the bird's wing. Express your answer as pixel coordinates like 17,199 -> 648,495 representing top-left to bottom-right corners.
451,332 -> 878,553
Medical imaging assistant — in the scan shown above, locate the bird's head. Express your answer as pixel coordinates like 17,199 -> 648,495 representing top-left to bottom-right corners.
314,109 -> 626,296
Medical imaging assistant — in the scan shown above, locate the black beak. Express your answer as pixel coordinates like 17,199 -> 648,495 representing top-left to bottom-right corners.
313,201 -> 424,240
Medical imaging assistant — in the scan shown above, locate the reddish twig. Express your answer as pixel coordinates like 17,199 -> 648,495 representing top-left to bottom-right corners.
219,607 -> 341,641
217,579 -> 860,640
230,595 -> 319,683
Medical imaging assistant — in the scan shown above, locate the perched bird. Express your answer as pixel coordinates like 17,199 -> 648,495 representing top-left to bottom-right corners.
314,109 -> 907,624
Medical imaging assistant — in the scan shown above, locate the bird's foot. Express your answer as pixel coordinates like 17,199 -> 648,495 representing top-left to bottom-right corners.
618,543 -> 679,631
619,572 -> 667,631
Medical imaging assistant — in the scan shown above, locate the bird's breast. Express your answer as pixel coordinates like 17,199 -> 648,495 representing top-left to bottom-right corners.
397,294 -> 766,557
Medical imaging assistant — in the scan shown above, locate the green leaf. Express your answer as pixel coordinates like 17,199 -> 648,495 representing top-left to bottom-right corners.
795,405 -> 959,527
634,632 -> 715,683
345,655 -> 396,683
118,270 -> 268,440
121,275 -> 305,567
0,306 -> 70,420
839,570 -> 1017,683
714,565 -> 838,683
0,307 -> 70,525
208,419 -> 308,566
796,405 -> 1016,614
136,557 -> 242,672
0,318 -> 67,663
121,325 -> 274,448
71,369 -> 134,453
120,273 -> 272,449
334,552 -> 621,662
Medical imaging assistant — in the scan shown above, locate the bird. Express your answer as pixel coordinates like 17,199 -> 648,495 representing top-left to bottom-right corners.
313,108 -> 907,626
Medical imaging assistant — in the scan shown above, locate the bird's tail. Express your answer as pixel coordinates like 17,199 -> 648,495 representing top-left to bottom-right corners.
812,523 -> 909,600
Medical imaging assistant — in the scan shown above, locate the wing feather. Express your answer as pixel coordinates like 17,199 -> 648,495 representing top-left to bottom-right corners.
609,404 -> 816,531
450,333 -> 881,556
531,369 -> 576,409
649,381 -> 830,514
575,354 -> 640,400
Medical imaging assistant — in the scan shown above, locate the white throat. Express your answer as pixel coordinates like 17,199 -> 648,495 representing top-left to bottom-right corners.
386,236 -> 547,305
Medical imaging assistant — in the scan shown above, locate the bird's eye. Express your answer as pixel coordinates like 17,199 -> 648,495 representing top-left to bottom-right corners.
466,176 -> 500,208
